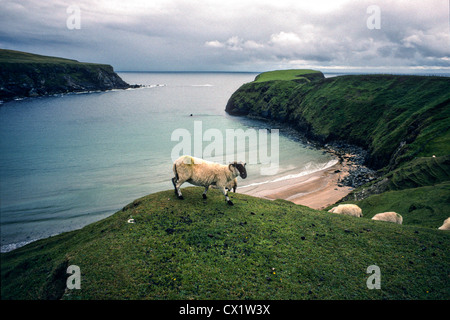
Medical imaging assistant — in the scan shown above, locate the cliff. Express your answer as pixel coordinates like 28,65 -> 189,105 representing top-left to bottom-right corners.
226,70 -> 450,217
226,71 -> 450,171
0,49 -> 131,102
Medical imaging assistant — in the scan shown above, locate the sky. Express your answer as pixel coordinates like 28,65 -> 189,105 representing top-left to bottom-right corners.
1,0 -> 449,72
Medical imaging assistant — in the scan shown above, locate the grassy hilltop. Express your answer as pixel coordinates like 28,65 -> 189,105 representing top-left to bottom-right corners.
1,69 -> 449,300
1,187 -> 449,300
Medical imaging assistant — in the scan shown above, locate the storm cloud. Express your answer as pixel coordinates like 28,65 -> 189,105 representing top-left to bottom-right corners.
1,0 -> 449,72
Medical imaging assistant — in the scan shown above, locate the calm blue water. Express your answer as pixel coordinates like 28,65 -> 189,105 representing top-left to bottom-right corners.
0,72 -> 335,252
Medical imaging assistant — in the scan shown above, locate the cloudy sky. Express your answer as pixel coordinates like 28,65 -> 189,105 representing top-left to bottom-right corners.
1,0 -> 449,72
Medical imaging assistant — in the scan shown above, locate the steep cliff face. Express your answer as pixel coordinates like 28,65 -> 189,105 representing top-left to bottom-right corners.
0,49 -> 131,101
226,72 -> 450,171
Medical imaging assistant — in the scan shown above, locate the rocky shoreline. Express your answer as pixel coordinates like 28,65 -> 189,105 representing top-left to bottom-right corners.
323,142 -> 378,189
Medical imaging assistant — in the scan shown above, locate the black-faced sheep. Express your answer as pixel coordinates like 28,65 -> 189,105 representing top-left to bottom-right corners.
371,212 -> 403,224
438,217 -> 450,230
172,155 -> 247,205
328,204 -> 363,217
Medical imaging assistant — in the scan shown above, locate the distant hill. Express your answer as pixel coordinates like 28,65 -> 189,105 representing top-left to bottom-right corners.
0,49 -> 131,101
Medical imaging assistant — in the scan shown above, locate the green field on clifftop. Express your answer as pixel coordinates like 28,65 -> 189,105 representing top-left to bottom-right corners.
1,188 -> 449,300
253,69 -> 324,82
0,49 -> 129,101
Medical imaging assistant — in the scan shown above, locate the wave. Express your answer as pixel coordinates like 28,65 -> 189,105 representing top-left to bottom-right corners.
191,84 -> 214,87
1,239 -> 37,253
125,84 -> 166,90
240,159 -> 338,189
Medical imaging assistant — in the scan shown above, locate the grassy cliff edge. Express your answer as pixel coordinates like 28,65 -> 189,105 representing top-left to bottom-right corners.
1,187 -> 449,300
0,49 -> 131,101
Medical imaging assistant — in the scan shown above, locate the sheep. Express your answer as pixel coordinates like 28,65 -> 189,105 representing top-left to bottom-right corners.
438,217 -> 450,230
328,204 -> 363,217
172,155 -> 247,205
210,177 -> 237,193
371,212 -> 403,224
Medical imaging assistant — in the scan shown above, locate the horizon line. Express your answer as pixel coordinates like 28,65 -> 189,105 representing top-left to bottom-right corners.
116,69 -> 450,75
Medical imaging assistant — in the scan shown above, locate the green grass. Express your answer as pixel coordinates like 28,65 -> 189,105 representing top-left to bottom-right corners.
0,49 -> 113,74
376,155 -> 450,191
0,49 -> 96,66
2,187 -> 449,300
254,69 -> 324,83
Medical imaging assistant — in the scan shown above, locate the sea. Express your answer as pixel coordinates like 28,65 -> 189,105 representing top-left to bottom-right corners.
2,71 -> 446,252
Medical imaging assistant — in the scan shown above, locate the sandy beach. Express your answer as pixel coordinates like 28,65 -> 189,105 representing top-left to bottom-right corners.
239,157 -> 354,210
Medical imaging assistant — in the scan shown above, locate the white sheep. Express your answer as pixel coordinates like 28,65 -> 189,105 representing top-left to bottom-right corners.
172,155 -> 247,205
211,177 -> 237,193
438,217 -> 450,230
328,204 -> 363,217
371,212 -> 403,224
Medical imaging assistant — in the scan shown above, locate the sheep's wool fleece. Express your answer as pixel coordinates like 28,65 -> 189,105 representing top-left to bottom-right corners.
371,212 -> 403,224
328,204 -> 362,217
174,156 -> 237,187
438,217 -> 450,230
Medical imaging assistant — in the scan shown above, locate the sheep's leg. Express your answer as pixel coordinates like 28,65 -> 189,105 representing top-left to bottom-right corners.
221,187 -> 233,206
172,177 -> 178,195
173,179 -> 184,200
202,186 -> 208,199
